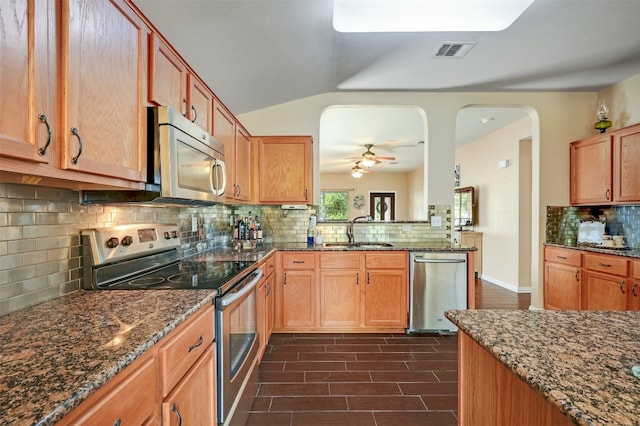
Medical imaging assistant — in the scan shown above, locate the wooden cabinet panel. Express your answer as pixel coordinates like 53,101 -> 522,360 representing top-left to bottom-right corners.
254,136 -> 313,204
234,124 -> 252,201
159,305 -> 214,397
320,270 -> 361,328
162,346 -> 216,426
570,134 -> 612,205
544,261 -> 581,310
364,268 -> 407,327
281,252 -> 316,269
281,270 -> 317,328
58,350 -> 158,426
320,252 -> 362,269
630,261 -> 640,311
148,33 -> 187,113
0,0 -> 56,164
613,123 -> 640,202
188,75 -> 213,133
63,0 -> 147,182
544,246 -> 582,267
365,252 -> 407,269
583,253 -> 628,277
459,232 -> 483,277
582,270 -> 627,310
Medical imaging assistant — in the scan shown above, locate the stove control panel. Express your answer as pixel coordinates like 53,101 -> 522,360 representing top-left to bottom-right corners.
82,223 -> 181,265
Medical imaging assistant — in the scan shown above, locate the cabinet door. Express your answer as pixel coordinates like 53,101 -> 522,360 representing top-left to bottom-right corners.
257,277 -> 267,355
582,271 -> 627,310
630,261 -> 640,311
188,75 -> 213,133
213,97 -> 237,197
570,135 -> 612,204
0,0 -> 56,163
162,347 -> 216,426
281,270 -> 316,328
544,262 -> 581,310
613,123 -> 640,203
265,273 -> 275,342
64,0 -> 147,182
320,270 -> 361,328
234,125 -> 252,201
148,33 -> 187,113
256,136 -> 313,204
364,269 -> 407,327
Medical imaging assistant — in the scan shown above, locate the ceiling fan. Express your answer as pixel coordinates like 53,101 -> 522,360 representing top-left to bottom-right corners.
351,161 -> 375,178
360,144 -> 396,167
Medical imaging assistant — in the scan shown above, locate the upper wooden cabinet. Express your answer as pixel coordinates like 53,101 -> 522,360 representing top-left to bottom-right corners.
0,0 -> 56,164
213,97 -> 251,202
63,0 -> 148,182
148,33 -> 213,132
570,123 -> 640,205
253,136 -> 313,204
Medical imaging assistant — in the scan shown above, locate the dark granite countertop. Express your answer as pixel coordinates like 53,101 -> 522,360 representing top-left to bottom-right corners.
0,290 -> 216,425
210,242 -> 476,254
545,242 -> 640,259
445,309 -> 640,426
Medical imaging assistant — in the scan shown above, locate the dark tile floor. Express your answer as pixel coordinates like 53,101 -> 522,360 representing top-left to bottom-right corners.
246,280 -> 530,426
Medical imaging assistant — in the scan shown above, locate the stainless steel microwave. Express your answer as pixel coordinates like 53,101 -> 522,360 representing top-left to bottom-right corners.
82,106 -> 227,205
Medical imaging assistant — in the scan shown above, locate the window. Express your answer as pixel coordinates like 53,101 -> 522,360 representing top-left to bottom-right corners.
319,191 -> 348,221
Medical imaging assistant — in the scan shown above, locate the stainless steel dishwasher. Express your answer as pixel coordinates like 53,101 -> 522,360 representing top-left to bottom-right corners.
407,252 -> 467,333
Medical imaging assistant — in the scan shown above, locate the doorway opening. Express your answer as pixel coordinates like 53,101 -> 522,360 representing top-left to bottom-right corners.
370,192 -> 395,220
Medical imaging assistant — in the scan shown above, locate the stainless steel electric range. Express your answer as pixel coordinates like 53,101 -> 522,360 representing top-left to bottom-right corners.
81,223 -> 261,426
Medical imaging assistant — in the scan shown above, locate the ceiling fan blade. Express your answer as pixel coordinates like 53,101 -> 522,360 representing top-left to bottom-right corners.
375,156 -> 396,161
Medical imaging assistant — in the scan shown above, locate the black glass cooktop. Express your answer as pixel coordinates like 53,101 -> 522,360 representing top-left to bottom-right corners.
99,260 -> 255,291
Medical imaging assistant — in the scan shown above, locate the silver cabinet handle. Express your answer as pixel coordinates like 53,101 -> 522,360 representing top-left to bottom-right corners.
70,128 -> 83,164
619,280 -> 625,294
414,258 -> 466,264
191,105 -> 198,122
632,282 -> 638,297
37,114 -> 52,156
113,420 -> 121,426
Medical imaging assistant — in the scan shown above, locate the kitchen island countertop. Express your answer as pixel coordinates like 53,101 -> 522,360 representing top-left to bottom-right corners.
445,309 -> 640,426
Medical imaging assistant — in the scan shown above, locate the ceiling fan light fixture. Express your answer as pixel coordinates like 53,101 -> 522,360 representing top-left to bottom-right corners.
351,170 -> 363,178
333,0 -> 535,33
361,157 -> 377,168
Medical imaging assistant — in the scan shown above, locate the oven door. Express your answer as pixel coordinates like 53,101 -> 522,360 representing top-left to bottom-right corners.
215,268 -> 262,425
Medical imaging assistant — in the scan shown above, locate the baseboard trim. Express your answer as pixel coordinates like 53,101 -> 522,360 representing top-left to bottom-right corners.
481,275 -> 532,294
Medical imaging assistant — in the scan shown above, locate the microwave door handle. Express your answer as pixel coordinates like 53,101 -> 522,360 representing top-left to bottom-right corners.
217,159 -> 227,195
210,159 -> 227,196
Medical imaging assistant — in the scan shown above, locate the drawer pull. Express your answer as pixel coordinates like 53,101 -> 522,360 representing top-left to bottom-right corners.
283,272 -> 287,285
171,403 -> 183,426
113,420 -> 121,426
367,272 -> 371,285
356,272 -> 360,286
598,262 -> 612,268
557,255 -> 567,260
605,189 -> 611,200
188,335 -> 204,352
575,270 -> 579,282
292,260 -> 305,264
632,282 -> 638,297
619,281 -> 626,294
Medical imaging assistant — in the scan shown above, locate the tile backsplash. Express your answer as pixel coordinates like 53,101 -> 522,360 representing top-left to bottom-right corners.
546,205 -> 640,248
0,183 -> 449,316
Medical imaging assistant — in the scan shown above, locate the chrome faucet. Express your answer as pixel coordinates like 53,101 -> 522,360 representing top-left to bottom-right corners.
346,215 -> 371,244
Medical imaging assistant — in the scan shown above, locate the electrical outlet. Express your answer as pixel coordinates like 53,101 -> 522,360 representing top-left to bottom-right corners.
192,216 -> 198,232
431,215 -> 442,227
402,225 -> 412,232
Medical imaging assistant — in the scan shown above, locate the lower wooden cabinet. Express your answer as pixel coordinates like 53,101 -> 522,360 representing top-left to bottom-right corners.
57,349 -> 158,425
276,251 -> 407,332
162,346 -> 216,426
543,246 -> 582,310
630,261 -> 640,311
258,253 -> 276,357
582,253 -> 629,310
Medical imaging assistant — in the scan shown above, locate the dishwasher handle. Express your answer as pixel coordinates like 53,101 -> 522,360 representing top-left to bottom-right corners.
413,257 -> 466,264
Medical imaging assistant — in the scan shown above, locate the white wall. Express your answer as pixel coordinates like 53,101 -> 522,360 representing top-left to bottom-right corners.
598,73 -> 640,127
239,91 -> 598,308
455,117 -> 532,292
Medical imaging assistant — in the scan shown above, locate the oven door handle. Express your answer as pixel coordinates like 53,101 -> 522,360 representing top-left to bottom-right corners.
219,268 -> 263,309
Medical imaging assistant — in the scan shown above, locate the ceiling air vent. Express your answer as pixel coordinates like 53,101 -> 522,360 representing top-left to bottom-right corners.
434,42 -> 476,58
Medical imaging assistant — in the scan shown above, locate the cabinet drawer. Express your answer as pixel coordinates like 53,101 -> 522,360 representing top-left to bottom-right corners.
633,260 -> 640,280
544,247 -> 582,267
365,252 -> 407,269
281,252 -> 316,269
159,305 -> 214,396
261,253 -> 276,277
583,253 -> 628,276
320,252 -> 362,269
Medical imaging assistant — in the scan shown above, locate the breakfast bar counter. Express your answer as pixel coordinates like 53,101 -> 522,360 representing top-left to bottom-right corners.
445,309 -> 640,426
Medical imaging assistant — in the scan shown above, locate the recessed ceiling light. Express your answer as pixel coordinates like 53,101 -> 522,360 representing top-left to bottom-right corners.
333,0 -> 535,33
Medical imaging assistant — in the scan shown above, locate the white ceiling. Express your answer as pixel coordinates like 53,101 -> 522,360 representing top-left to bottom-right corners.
133,0 -> 640,174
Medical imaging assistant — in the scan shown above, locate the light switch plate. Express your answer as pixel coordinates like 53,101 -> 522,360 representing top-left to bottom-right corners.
431,215 -> 442,227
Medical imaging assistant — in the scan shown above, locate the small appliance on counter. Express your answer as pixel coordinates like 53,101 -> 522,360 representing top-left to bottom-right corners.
577,221 -> 605,245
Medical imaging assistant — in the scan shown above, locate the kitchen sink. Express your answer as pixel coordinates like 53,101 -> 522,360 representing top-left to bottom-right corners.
322,242 -> 394,249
